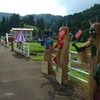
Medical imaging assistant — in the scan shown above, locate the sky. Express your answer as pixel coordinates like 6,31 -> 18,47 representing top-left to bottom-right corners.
0,0 -> 100,16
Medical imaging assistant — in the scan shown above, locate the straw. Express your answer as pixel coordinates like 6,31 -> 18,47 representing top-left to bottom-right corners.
44,50 -> 52,73
78,22 -> 100,99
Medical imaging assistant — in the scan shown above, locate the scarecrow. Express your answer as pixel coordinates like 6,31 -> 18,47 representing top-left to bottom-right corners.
51,24 -> 72,83
72,21 -> 100,100
35,29 -> 54,50
1,36 -> 5,44
51,26 -> 68,64
35,29 -> 54,73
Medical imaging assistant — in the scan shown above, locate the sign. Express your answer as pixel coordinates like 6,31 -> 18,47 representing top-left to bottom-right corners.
59,30 -> 65,37
41,61 -> 48,74
56,67 -> 62,85
75,29 -> 82,39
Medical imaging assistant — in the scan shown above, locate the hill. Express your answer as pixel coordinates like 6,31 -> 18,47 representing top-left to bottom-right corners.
65,4 -> 100,30
0,12 -> 12,21
0,4 -> 100,23
0,13 -> 63,22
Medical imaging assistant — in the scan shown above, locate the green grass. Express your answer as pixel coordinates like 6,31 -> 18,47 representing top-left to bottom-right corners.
29,42 -> 45,53
30,54 -> 44,61
28,41 -> 85,52
28,41 -> 85,64
71,69 -> 89,81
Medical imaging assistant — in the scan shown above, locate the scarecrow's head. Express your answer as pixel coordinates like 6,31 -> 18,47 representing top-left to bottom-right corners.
89,25 -> 96,39
89,21 -> 100,40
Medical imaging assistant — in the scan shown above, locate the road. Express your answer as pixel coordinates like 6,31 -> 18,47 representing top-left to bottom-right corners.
0,44 -> 85,100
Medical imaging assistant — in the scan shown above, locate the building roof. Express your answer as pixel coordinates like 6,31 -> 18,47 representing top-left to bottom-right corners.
11,28 -> 33,31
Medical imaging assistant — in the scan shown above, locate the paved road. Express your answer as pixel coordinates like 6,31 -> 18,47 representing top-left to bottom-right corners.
0,44 -> 84,100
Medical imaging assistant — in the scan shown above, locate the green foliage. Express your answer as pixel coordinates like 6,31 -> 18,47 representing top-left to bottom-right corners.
23,23 -> 33,28
33,14 -> 63,22
9,13 -> 20,28
37,18 -> 44,30
82,28 -> 90,41
0,4 -> 100,40
60,4 -> 100,41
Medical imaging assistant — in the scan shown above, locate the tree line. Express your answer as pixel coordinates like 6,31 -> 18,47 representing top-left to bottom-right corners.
0,4 -> 100,41
0,13 -> 45,37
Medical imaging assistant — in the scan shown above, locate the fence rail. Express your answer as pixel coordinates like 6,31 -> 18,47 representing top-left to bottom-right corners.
13,43 -> 30,57
68,50 -> 89,83
52,50 -> 89,83
2,40 -> 10,47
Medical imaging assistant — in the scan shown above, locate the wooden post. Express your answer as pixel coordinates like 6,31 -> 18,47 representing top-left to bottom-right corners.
44,50 -> 52,74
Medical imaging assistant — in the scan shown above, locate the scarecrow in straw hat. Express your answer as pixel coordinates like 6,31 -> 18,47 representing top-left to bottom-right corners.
72,21 -> 100,100
51,23 -> 72,83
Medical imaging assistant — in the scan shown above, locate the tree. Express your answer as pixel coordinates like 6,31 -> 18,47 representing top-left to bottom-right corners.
71,21 -> 76,41
78,21 -> 81,29
27,15 -> 35,26
9,13 -> 20,28
81,20 -> 90,30
40,18 -> 44,30
1,16 -> 6,36
82,28 -> 90,42
6,17 -> 10,33
23,16 -> 28,25
37,18 -> 44,30
37,18 -> 40,28
56,19 -> 62,35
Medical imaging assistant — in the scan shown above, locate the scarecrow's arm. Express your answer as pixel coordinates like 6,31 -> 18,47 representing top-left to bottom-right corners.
56,36 -> 63,48
72,40 -> 92,52
72,41 -> 87,52
35,36 -> 41,43
74,45 -> 87,52
50,43 -> 58,52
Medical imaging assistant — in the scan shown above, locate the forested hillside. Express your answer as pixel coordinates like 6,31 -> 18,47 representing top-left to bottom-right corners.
0,12 -> 12,21
53,4 -> 100,41
0,4 -> 100,41
0,13 -> 63,22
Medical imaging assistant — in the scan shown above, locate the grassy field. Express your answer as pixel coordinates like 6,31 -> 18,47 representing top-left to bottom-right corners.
29,41 -> 84,64
29,41 -> 84,53
29,41 -> 85,65
29,42 -> 45,53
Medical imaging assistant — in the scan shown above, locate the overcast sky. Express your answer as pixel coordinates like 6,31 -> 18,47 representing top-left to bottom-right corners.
0,0 -> 100,16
